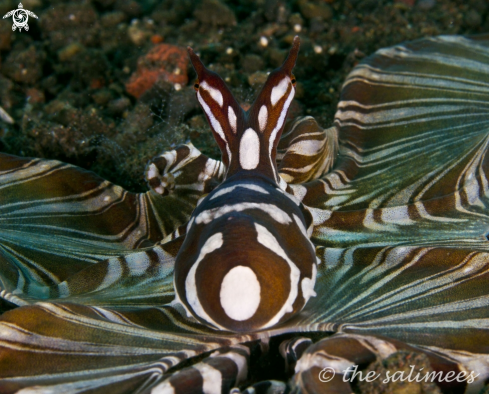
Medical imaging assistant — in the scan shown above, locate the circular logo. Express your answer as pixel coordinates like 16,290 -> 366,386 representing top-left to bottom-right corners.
318,367 -> 336,382
13,9 -> 28,28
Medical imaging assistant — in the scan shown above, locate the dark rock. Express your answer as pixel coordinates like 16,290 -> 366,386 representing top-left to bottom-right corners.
44,100 -> 78,126
100,11 -> 127,28
188,114 -> 206,130
394,0 -> 415,7
39,3 -> 100,50
0,75 -> 14,109
465,9 -> 482,29
56,88 -> 91,109
151,0 -> 194,25
107,97 -> 131,116
268,47 -> 287,68
354,0 -> 380,12
99,21 -> 130,53
288,13 -> 304,28
2,45 -> 45,84
114,0 -> 142,18
40,75 -> 60,96
298,0 -> 333,21
416,0 -> 436,11
116,102 -> 154,149
58,43 -> 85,62
165,87 -> 200,127
309,17 -> 327,34
127,19 -> 153,46
94,0 -> 117,8
264,0 -> 290,23
91,88 -> 114,106
242,54 -> 265,74
194,0 -> 237,27
26,88 -> 45,104
65,49 -> 110,91
248,71 -> 268,88
0,21 -> 12,51
469,0 -> 488,14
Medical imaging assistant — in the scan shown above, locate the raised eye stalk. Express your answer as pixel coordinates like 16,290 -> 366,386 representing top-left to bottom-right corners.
186,37 -> 301,183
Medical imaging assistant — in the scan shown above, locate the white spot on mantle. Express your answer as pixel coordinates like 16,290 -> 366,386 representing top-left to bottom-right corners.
220,266 -> 261,321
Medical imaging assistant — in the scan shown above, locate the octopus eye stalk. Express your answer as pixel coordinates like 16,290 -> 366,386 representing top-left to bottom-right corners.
187,37 -> 301,184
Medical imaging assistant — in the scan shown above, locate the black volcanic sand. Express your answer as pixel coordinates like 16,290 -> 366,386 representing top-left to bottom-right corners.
0,0 -> 488,191
0,1 -> 488,392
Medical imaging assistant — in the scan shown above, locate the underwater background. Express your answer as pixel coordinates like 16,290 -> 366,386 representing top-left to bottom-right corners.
0,0 -> 487,191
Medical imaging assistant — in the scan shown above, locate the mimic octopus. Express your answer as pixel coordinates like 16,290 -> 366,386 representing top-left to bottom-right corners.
0,34 -> 489,393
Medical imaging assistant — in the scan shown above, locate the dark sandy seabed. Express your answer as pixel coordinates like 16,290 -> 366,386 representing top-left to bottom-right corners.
1,0 -> 488,191
0,0 -> 488,392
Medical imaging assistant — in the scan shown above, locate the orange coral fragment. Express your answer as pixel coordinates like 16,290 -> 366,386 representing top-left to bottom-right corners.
125,44 -> 188,99
151,35 -> 164,44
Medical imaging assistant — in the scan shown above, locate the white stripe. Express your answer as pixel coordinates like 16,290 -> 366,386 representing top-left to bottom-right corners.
200,80 -> 223,107
195,202 -> 292,225
228,106 -> 237,133
258,105 -> 268,132
210,184 -> 269,200
185,233 -> 226,329
293,214 -> 308,237
58,282 -> 70,298
380,206 -> 415,225
287,139 -> 325,156
147,163 -> 158,179
255,223 -> 300,328
95,259 -> 123,291
198,91 -> 232,163
126,253 -> 151,276
211,351 -> 248,383
194,363 -> 222,394
239,128 -> 260,170
269,88 -> 295,158
301,263 -> 317,303
151,381 -> 175,394
198,92 -> 227,146
271,77 -> 290,106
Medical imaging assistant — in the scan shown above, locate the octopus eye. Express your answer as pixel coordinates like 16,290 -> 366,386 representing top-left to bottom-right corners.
291,74 -> 296,86
194,80 -> 200,91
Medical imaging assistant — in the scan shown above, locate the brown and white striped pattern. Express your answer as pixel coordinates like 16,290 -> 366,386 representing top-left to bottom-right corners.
291,333 -> 487,393
277,117 -> 338,184
146,143 -> 225,196
151,345 -> 249,394
0,35 -> 489,393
